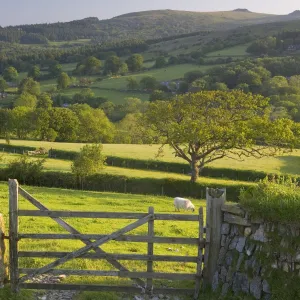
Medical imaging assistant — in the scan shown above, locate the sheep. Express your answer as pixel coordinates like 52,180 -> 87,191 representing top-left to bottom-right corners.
174,197 -> 195,212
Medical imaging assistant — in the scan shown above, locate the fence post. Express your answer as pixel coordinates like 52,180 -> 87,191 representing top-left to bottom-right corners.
9,179 -> 19,293
203,187 -> 226,287
194,207 -> 204,299
146,207 -> 154,295
0,213 -> 7,288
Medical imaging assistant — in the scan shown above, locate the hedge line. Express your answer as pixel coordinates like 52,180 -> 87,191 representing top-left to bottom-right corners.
48,148 -> 268,182
0,168 -> 249,201
0,143 -> 36,154
0,144 -> 270,182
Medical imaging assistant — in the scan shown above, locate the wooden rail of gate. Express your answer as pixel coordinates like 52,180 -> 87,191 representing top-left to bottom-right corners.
8,179 -> 208,299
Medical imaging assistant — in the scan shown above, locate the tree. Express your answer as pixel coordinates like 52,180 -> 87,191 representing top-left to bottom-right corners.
71,104 -> 115,142
84,56 -> 102,74
3,66 -> 18,82
0,108 -> 12,142
210,82 -> 228,91
119,62 -> 128,75
126,54 -> 144,72
15,92 -> 38,108
76,56 -> 102,75
37,93 -> 53,109
104,55 -> 122,75
141,91 -> 299,182
237,71 -> 262,87
184,70 -> 203,84
140,76 -> 157,90
149,90 -> 171,102
0,78 -> 8,93
33,108 -> 51,140
49,108 -> 79,141
115,113 -> 152,144
57,72 -> 71,90
71,144 -> 106,185
122,98 -> 143,114
28,65 -> 41,80
73,88 -> 95,104
11,106 -> 34,139
126,77 -> 139,90
49,63 -> 62,78
155,56 -> 167,68
18,77 -> 40,96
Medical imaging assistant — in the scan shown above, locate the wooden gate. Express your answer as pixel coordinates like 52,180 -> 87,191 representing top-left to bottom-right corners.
8,179 -> 208,299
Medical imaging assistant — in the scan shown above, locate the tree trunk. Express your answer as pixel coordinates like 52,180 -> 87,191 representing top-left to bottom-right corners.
190,159 -> 200,183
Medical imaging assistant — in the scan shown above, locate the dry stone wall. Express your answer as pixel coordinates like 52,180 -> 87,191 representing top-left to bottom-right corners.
212,203 -> 300,299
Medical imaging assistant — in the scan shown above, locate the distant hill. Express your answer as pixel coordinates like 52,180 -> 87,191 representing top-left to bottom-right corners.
289,10 -> 300,17
1,9 -> 300,44
232,9 -> 252,13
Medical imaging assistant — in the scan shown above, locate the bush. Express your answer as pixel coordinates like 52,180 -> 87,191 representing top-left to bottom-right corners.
239,177 -> 300,223
5,155 -> 45,185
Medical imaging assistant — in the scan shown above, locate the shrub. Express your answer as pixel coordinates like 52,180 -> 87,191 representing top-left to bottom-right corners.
239,177 -> 300,223
5,155 -> 45,185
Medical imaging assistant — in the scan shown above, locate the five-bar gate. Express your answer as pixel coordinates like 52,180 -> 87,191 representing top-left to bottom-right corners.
8,179 -> 208,299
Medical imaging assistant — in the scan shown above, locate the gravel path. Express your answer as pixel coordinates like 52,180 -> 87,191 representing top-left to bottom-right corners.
32,275 -> 78,300
31,275 -> 184,300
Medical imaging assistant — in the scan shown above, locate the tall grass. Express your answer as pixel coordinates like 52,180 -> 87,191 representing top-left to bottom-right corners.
239,177 -> 300,223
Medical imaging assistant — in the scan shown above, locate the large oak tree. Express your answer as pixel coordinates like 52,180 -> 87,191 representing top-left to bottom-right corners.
141,91 -> 300,182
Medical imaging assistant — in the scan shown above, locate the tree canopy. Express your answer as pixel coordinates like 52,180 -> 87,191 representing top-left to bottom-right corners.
141,91 -> 300,182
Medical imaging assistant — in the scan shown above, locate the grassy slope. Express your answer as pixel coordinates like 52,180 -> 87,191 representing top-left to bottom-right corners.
1,140 -> 300,175
0,153 -> 251,187
0,182 -> 204,299
37,63 -> 215,104
206,44 -> 250,57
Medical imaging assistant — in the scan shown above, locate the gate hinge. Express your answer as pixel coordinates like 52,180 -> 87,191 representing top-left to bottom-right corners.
1,233 -> 9,240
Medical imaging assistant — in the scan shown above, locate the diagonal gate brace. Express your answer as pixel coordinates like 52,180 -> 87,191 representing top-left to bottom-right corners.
18,187 -> 146,287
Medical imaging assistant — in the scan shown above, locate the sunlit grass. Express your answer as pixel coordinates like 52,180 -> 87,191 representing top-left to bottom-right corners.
1,140 -> 300,175
0,182 -> 205,299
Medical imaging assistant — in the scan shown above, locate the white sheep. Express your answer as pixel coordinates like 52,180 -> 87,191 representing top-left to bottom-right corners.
174,197 -> 195,212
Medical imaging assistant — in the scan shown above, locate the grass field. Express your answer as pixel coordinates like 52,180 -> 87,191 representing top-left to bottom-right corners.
206,44 -> 250,58
0,153 -> 251,187
1,140 -> 300,176
95,64 -> 214,90
0,182 -> 205,300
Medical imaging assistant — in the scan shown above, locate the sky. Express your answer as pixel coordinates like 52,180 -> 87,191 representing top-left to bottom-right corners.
0,0 -> 299,27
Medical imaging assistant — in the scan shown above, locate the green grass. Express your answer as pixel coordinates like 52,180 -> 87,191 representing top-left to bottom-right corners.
0,182 -> 205,299
95,64 -> 214,90
1,140 -> 300,176
0,153 -> 251,187
48,39 -> 91,47
206,44 -> 250,58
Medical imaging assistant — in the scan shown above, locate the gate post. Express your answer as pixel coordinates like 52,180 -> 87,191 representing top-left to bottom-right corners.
146,207 -> 154,295
203,188 -> 226,287
9,179 -> 19,293
0,213 -> 7,288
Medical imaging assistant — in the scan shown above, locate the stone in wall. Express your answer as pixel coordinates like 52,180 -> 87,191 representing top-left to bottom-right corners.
214,203 -> 300,300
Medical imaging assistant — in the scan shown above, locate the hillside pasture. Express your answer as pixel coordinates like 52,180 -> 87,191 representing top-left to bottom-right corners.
0,153 -> 251,187
206,44 -> 250,58
1,141 -> 300,176
93,64 -> 215,90
0,182 -> 204,299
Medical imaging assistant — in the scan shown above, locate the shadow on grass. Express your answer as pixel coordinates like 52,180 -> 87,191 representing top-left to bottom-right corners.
277,156 -> 300,176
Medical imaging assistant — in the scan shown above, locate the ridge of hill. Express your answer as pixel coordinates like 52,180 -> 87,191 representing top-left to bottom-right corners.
0,9 -> 285,44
